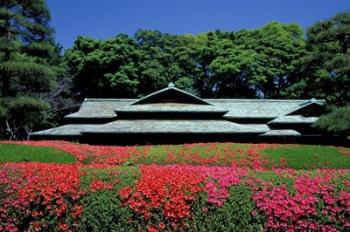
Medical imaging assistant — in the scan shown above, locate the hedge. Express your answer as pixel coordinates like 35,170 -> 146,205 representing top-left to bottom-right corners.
0,163 -> 349,231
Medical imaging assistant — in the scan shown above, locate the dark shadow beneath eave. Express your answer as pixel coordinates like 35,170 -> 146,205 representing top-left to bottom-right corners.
31,133 -> 350,147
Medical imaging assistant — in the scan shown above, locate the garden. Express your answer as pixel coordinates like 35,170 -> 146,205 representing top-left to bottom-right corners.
0,141 -> 350,231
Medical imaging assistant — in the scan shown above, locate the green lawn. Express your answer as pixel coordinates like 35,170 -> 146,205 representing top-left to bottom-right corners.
134,143 -> 250,165
261,145 -> 350,169
0,144 -> 76,163
1,142 -> 350,169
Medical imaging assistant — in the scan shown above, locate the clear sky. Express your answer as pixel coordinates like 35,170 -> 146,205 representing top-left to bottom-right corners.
47,0 -> 350,49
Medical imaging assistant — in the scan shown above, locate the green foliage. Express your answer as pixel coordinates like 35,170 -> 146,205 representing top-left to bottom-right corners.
262,145 -> 350,169
0,0 -> 70,139
313,106 -> 350,136
0,144 -> 75,163
64,11 -> 350,103
287,11 -> 350,105
133,143 -> 250,165
79,191 -> 134,232
66,35 -> 141,98
190,185 -> 262,232
4,96 -> 49,127
0,0 -> 59,96
66,23 -> 307,99
253,171 -> 296,193
0,96 -> 51,139
0,61 -> 56,94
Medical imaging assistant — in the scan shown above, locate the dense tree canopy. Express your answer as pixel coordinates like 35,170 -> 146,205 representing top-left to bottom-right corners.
66,15 -> 349,103
286,11 -> 350,105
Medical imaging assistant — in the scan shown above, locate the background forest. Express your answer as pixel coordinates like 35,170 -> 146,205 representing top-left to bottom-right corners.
0,1 -> 349,139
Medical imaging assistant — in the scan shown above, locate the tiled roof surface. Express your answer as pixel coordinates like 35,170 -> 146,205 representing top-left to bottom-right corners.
268,115 -> 319,124
260,129 -> 301,137
82,120 -> 269,134
65,98 -> 325,119
31,124 -> 102,136
117,103 -> 228,114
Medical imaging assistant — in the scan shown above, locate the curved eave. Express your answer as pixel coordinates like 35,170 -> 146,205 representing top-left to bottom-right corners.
283,99 -> 326,116
260,129 -> 301,137
31,124 -> 101,137
268,116 -> 318,124
82,120 -> 267,135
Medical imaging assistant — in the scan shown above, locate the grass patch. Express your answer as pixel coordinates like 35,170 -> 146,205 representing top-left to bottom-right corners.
262,145 -> 350,169
134,143 -> 250,165
0,144 -> 75,163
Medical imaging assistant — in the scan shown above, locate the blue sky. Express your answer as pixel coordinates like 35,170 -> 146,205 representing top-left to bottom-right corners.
47,0 -> 350,49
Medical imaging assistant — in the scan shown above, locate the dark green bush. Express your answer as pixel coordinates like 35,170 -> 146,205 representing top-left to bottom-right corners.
189,184 -> 263,232
79,191 -> 134,232
313,106 -> 350,136
0,96 -> 51,139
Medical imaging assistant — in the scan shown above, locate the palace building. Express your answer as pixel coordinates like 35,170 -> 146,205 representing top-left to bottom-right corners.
31,83 -> 329,145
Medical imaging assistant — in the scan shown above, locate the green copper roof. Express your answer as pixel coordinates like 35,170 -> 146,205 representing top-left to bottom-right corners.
260,129 -> 301,137
131,85 -> 210,105
31,124 -> 102,136
82,120 -> 268,134
65,99 -> 134,119
207,99 -> 325,119
33,85 -> 325,141
268,115 -> 319,124
116,103 -> 228,115
64,98 -> 325,120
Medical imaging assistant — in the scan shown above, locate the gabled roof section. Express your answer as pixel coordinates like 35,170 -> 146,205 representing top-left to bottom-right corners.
64,98 -> 134,120
131,83 -> 211,105
63,97 -> 326,120
284,98 -> 326,116
208,99 -> 308,119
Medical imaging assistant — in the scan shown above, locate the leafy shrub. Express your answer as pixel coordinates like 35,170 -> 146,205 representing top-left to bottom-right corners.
79,191 -> 134,232
0,97 -> 51,139
190,185 -> 263,232
314,106 -> 350,136
0,158 -> 349,231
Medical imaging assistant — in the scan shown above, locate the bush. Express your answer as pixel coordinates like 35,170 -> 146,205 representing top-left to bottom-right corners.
313,106 -> 350,136
0,162 -> 349,231
190,185 -> 263,232
0,97 -> 51,139
79,191 -> 134,232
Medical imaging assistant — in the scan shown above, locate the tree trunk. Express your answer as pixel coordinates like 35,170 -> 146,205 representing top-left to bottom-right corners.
1,72 -> 10,97
1,18 -> 11,97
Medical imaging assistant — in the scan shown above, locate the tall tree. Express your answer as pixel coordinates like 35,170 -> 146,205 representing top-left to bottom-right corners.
0,0 -> 65,139
66,35 -> 141,98
0,0 -> 60,96
206,30 -> 256,98
287,11 -> 350,105
135,30 -> 203,96
202,24 -> 306,98
234,22 -> 306,98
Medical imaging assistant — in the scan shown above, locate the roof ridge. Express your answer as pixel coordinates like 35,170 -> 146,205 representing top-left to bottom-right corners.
131,86 -> 211,105
206,98 -> 324,102
84,98 -> 137,102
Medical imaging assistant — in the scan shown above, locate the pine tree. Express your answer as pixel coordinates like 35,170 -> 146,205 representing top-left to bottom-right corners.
0,0 -> 59,97
0,0 -> 67,139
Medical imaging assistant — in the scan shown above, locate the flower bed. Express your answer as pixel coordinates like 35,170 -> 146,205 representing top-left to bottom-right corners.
1,141 -> 350,231
0,162 -> 349,231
